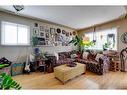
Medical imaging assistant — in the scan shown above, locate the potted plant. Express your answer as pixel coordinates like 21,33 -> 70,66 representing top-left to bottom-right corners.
68,35 -> 94,52
0,73 -> 21,90
103,42 -> 111,51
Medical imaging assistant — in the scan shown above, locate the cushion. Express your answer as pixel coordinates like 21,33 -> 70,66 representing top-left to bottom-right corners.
83,52 -> 89,59
58,53 -> 66,60
66,62 -> 77,67
71,54 -> 78,59
95,54 -> 103,62
54,52 -> 59,60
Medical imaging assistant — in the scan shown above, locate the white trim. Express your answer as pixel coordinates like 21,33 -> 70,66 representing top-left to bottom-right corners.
84,27 -> 118,50
1,21 -> 30,46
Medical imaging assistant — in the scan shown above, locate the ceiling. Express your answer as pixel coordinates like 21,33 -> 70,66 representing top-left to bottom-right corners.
0,6 -> 126,29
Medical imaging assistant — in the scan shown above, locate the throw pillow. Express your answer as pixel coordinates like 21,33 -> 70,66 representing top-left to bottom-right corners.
95,54 -> 103,62
66,62 -> 77,67
83,52 -> 89,59
71,54 -> 78,59
54,52 -> 59,60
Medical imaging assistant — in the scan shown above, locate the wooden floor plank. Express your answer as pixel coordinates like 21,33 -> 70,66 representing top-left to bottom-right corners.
12,71 -> 127,89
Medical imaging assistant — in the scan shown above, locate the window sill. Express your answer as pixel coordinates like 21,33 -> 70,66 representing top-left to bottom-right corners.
0,44 -> 31,47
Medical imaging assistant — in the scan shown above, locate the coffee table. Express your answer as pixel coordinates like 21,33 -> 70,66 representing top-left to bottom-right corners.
54,62 -> 86,84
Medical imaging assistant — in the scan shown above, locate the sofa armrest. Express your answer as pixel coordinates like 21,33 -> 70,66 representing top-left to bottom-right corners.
46,56 -> 57,67
99,56 -> 110,65
99,56 -> 110,72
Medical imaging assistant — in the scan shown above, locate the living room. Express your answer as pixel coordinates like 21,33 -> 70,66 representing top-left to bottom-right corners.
0,5 -> 127,90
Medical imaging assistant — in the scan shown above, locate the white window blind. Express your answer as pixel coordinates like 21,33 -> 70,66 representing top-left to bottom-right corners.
84,28 -> 117,50
1,21 -> 30,45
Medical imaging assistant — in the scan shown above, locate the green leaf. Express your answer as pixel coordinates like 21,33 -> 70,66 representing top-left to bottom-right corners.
0,73 -> 22,90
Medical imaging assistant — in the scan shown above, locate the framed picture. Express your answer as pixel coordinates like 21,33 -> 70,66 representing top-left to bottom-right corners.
33,28 -> 39,36
34,23 -> 38,27
40,32 -> 45,37
40,26 -> 45,31
45,40 -> 49,45
45,28 -> 49,32
56,28 -> 61,34
62,30 -> 66,34
50,28 -> 55,35
45,28 -> 50,38
45,32 -> 49,38
121,32 -> 127,44
73,31 -> 76,35
66,32 -> 69,37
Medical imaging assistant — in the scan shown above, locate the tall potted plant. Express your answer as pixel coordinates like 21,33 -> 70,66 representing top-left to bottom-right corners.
68,35 -> 94,52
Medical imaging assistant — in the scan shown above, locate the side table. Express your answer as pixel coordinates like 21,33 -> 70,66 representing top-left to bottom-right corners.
110,60 -> 120,72
37,58 -> 48,73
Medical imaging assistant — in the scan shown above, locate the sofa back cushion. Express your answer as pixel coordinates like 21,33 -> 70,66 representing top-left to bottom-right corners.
54,52 -> 59,60
58,52 -> 70,60
95,54 -> 103,61
58,50 -> 78,60
82,52 -> 89,59
71,54 -> 78,59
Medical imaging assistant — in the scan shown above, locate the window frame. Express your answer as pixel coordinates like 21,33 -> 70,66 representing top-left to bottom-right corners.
1,21 -> 30,46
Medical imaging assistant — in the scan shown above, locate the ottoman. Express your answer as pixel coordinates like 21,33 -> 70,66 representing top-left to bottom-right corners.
54,62 -> 86,84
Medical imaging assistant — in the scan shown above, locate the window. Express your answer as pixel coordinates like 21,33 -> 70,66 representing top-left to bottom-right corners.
83,28 -> 117,50
1,21 -> 30,45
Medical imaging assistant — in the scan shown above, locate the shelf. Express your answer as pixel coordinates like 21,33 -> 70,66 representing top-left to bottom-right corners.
36,45 -> 55,47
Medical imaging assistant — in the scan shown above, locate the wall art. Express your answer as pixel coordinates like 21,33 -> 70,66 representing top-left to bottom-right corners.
34,23 -> 38,27
33,28 -> 39,36
56,28 -> 61,34
50,28 -> 56,35
62,30 -> 66,34
121,32 -> 127,44
40,26 -> 45,31
40,32 -> 45,37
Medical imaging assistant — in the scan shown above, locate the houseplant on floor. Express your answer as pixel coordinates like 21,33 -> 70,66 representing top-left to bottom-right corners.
0,73 -> 21,90
68,35 -> 94,52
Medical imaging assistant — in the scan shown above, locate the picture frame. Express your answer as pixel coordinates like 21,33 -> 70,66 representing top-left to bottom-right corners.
45,32 -> 49,38
66,32 -> 69,37
121,32 -> 127,44
33,28 -> 39,36
40,32 -> 45,37
34,23 -> 38,27
40,26 -> 45,31
56,28 -> 61,34
45,28 -> 50,38
50,28 -> 56,35
62,30 -> 66,34
45,40 -> 49,45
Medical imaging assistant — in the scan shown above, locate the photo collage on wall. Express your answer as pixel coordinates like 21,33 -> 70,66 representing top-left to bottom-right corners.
33,23 -> 76,46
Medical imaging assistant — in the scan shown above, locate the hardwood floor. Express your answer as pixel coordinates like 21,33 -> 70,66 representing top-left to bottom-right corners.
12,71 -> 127,89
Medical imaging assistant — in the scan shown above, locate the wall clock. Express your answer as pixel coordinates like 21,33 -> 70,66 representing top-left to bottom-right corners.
121,32 -> 127,44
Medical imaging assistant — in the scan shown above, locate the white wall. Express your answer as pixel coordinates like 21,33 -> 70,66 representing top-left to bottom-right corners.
0,11 -> 77,62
